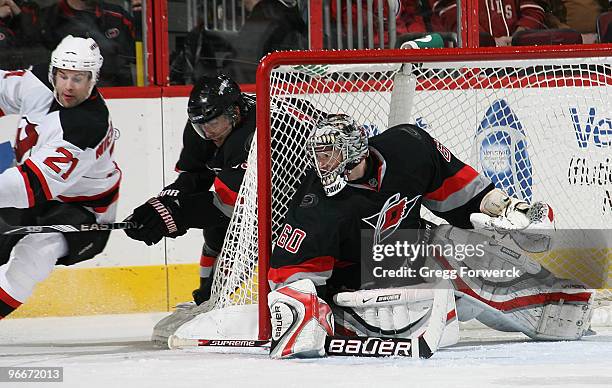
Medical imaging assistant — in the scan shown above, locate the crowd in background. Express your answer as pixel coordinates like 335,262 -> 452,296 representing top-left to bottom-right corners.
1,0 -> 610,86
0,0 -> 140,86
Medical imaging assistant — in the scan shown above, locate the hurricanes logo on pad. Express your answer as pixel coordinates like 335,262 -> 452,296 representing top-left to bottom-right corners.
362,193 -> 419,245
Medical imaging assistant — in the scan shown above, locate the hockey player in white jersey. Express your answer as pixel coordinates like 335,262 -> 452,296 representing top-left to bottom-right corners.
0,35 -> 121,319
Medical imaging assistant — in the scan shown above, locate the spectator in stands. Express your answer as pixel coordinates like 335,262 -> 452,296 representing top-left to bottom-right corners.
0,24 -> 15,48
171,0 -> 306,85
0,0 -> 20,26
0,0 -> 26,48
433,0 -> 549,46
224,0 -> 307,83
331,0 -> 435,48
39,0 -> 137,86
169,23 -> 233,85
545,0 -> 609,43
1,0 -> 137,86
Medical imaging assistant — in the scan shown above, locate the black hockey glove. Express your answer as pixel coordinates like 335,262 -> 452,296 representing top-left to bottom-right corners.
124,196 -> 187,245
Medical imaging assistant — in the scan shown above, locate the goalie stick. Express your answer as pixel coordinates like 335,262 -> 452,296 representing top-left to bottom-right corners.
167,335 -> 432,358
0,218 -> 137,235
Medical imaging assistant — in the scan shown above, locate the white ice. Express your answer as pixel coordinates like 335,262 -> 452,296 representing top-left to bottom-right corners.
1,312 -> 611,388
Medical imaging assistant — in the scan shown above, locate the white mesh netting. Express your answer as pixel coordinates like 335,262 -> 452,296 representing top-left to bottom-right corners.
202,54 -> 612,321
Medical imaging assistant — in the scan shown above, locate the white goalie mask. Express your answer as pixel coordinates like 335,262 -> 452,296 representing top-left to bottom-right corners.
48,35 -> 103,105
307,114 -> 369,196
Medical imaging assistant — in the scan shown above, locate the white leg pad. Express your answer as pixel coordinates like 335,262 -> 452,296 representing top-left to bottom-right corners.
333,281 -> 455,352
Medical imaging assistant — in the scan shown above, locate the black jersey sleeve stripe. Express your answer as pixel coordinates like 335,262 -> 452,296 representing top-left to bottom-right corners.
21,160 -> 52,205
17,165 -> 35,207
57,178 -> 121,209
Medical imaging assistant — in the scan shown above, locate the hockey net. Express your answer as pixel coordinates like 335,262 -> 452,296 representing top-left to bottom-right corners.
205,47 -> 612,339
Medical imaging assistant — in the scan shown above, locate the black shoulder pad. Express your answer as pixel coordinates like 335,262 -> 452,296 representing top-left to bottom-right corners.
59,90 -> 110,149
30,63 -> 53,92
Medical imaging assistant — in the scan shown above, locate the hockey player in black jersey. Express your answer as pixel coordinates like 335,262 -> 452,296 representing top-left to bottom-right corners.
0,36 -> 120,319
267,114 -> 594,359
124,74 -> 254,305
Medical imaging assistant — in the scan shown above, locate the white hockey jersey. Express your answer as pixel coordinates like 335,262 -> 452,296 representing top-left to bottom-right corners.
0,64 -> 120,223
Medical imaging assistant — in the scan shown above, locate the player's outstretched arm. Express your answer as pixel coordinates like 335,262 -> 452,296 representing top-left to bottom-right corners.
124,191 -> 227,245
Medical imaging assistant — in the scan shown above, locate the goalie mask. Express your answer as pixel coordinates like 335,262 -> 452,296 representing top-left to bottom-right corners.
187,74 -> 243,140
48,35 -> 103,107
307,114 -> 368,196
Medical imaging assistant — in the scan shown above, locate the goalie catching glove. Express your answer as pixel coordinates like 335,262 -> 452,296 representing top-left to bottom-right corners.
472,188 -> 555,252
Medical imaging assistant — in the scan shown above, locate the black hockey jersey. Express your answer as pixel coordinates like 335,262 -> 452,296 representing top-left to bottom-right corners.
165,94 -> 255,218
269,124 -> 494,290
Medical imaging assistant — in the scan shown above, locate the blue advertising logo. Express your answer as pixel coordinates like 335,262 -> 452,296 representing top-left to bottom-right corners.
570,107 -> 611,148
476,100 -> 533,202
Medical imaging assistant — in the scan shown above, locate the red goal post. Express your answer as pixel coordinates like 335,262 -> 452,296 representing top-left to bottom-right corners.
246,45 -> 612,340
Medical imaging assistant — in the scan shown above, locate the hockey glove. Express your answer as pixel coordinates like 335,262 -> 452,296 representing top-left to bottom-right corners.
124,196 -> 187,245
472,189 -> 555,252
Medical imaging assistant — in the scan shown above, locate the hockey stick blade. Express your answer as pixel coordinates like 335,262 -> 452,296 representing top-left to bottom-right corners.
0,219 -> 138,235
167,335 -> 432,358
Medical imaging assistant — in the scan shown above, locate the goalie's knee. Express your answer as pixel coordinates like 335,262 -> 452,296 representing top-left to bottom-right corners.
268,279 -> 334,359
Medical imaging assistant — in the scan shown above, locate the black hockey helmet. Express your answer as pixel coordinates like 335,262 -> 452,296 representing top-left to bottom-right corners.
187,74 -> 243,134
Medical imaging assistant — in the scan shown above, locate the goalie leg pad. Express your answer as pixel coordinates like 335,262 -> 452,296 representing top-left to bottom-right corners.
459,282 -> 594,340
533,289 -> 594,340
430,225 -> 594,340
333,281 -> 455,352
268,279 -> 334,359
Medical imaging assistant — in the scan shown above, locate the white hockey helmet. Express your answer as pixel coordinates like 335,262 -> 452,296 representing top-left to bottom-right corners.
48,35 -> 104,100
307,114 -> 369,196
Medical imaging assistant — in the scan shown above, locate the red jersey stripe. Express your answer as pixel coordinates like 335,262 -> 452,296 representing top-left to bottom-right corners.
213,177 -> 239,206
92,192 -> 120,213
200,255 -> 217,267
436,255 -> 592,311
0,287 -> 22,308
268,256 -> 335,284
425,165 -> 479,202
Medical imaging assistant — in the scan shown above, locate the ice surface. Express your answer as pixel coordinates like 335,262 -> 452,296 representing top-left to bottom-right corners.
1,313 -> 611,388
